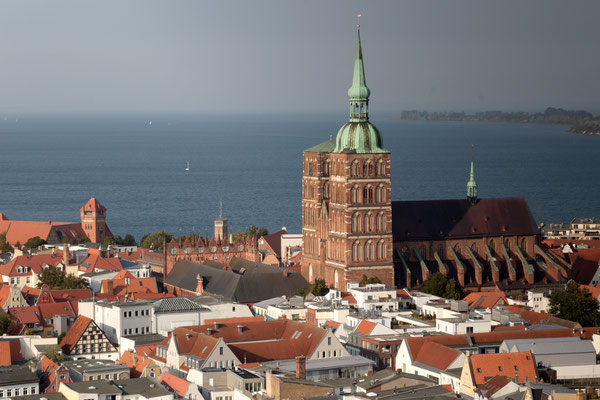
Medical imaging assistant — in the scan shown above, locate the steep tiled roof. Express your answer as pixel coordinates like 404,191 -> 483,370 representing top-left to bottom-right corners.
80,197 -> 106,212
392,198 -> 538,241
0,339 -> 24,366
341,292 -> 357,304
260,229 -> 287,259
354,320 -> 376,335
100,277 -> 158,296
0,219 -> 86,246
474,375 -> 514,397
470,351 -> 537,385
470,328 -> 576,344
404,337 -> 463,371
204,316 -> 264,325
463,291 -> 507,309
119,351 -> 152,378
396,289 -> 412,300
60,315 -> 92,354
0,284 -> 12,308
160,372 -> 191,397
324,320 -> 341,328
9,306 -> 43,325
0,254 -> 65,277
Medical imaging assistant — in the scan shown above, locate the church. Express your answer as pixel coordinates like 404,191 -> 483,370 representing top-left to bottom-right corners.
301,28 -> 567,292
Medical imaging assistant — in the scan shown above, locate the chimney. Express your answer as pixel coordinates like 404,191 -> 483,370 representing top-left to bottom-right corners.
214,321 -> 220,331
295,356 -> 306,380
63,244 -> 70,267
196,275 -> 204,295
237,325 -> 244,334
207,328 -> 213,335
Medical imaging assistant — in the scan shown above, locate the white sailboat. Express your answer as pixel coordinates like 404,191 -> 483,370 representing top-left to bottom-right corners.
185,161 -> 190,171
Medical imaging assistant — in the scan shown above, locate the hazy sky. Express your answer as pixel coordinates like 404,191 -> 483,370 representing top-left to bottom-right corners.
2,0 -> 599,114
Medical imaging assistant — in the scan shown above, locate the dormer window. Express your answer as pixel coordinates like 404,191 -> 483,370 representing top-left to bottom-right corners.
197,246 -> 204,253
222,245 -> 229,252
210,246 -> 217,253
170,247 -> 177,255
184,247 -> 191,254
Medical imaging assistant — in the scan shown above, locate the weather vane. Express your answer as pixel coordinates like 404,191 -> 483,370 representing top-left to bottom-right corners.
357,13 -> 362,28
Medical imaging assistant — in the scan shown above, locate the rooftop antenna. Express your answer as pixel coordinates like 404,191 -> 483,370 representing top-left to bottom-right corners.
219,199 -> 223,219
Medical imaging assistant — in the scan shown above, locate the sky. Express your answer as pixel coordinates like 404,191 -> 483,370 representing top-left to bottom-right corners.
1,0 -> 599,115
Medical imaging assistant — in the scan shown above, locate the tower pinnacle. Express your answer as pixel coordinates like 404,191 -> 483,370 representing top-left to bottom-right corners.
333,25 -> 386,154
467,156 -> 478,204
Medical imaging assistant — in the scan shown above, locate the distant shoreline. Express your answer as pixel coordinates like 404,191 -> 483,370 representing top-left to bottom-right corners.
397,107 -> 600,135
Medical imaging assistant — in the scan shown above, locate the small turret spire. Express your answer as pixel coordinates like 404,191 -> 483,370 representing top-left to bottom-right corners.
467,149 -> 478,204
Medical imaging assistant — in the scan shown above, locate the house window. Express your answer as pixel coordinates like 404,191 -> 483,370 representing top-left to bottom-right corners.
7,390 -> 11,397
466,327 -> 474,333
15,389 -> 20,396
123,312 -> 127,318
24,388 -> 28,395
220,346 -> 223,355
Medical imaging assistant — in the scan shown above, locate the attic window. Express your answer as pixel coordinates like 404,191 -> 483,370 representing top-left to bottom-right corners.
526,355 -> 530,360
498,366 -> 502,372
514,366 -> 518,371
476,368 -> 481,373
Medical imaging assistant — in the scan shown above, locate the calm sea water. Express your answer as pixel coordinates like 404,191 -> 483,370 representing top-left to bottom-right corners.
0,113 -> 598,241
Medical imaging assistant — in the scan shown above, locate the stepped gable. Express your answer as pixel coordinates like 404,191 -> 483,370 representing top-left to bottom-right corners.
392,198 -> 538,241
165,257 -> 308,303
469,351 -> 537,384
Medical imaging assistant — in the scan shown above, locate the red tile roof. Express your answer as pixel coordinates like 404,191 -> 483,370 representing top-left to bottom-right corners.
204,316 -> 265,325
80,198 -> 106,213
463,291 -> 507,309
474,375 -> 513,397
341,292 -> 357,304
396,289 -> 412,300
0,254 -> 66,277
411,340 -> 462,370
119,351 -> 152,378
324,320 -> 341,328
169,319 -> 328,363
80,254 -> 122,272
160,372 -> 191,397
354,320 -> 376,335
505,306 -> 581,329
60,315 -> 92,354
0,339 -> 24,366
492,325 -> 526,332
470,351 -> 537,385
0,219 -> 85,246
470,328 -> 576,344
260,229 -> 287,258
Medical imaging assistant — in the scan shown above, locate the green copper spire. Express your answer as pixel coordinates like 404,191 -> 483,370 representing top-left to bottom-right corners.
467,159 -> 478,204
333,28 -> 387,154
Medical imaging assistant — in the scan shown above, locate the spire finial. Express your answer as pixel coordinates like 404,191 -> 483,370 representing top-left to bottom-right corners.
219,199 -> 223,219
467,145 -> 478,205
356,13 -> 362,29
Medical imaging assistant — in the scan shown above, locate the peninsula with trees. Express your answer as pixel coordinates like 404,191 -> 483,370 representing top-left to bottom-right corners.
398,107 -> 600,135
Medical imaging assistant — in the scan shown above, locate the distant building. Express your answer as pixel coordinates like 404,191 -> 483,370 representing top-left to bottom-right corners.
0,365 -> 40,398
0,197 -> 112,245
62,359 -> 130,382
541,218 -> 600,241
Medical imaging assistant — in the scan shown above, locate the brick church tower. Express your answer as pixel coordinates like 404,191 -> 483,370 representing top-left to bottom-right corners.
80,198 -> 109,243
301,28 -> 394,290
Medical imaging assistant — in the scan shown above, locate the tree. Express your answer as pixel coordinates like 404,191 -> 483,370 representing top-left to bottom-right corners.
57,332 -> 66,343
298,278 -> 329,297
41,347 -> 64,365
37,267 -> 88,290
111,234 -> 138,246
420,272 -> 463,300
0,232 -> 13,253
360,275 -> 381,285
140,230 -> 173,250
0,312 -> 16,335
549,281 -> 600,327
24,236 -> 47,249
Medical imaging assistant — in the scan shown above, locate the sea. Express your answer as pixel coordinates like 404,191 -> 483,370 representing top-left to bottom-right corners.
0,113 -> 598,242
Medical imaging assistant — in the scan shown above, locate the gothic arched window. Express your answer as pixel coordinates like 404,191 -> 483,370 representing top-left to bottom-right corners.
352,241 -> 361,261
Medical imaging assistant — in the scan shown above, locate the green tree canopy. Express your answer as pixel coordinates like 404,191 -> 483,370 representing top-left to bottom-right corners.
419,272 -> 464,300
549,281 -> 600,327
0,312 -> 16,335
298,278 -> 329,297
24,236 -> 47,249
37,267 -> 88,290
0,232 -> 13,253
232,226 -> 269,243
360,275 -> 381,285
41,346 -> 64,365
108,234 -> 138,247
140,230 -> 173,250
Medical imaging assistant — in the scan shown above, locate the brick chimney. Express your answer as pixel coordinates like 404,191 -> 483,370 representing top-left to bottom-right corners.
196,275 -> 204,295
295,356 -> 306,379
